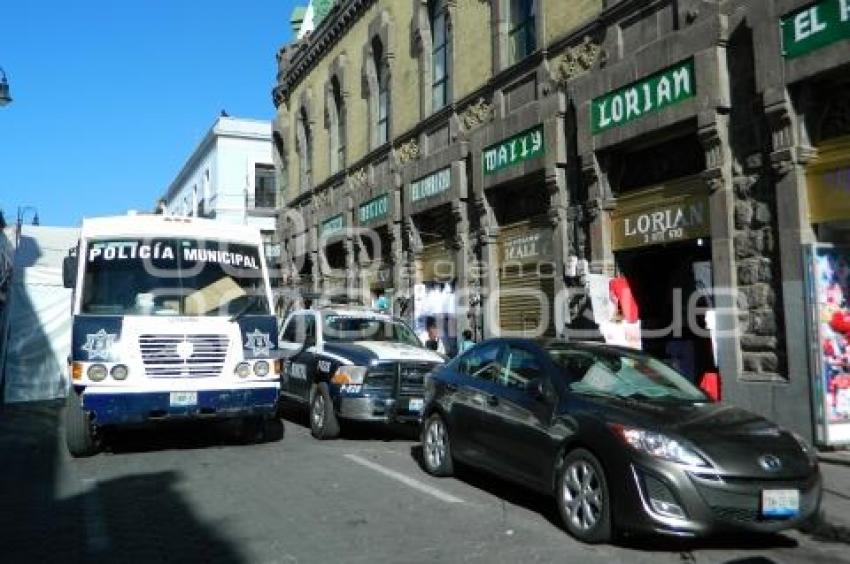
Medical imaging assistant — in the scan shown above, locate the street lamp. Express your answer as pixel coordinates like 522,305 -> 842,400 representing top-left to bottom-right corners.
0,67 -> 12,106
15,206 -> 38,247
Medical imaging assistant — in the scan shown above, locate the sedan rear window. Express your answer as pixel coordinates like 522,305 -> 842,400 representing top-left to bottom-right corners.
548,347 -> 707,402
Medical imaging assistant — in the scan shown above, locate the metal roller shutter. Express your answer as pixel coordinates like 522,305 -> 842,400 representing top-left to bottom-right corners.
498,219 -> 556,337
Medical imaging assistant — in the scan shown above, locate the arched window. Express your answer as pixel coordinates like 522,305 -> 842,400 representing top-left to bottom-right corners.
296,107 -> 312,192
429,0 -> 451,111
508,0 -> 536,64
329,76 -> 346,173
373,37 -> 390,146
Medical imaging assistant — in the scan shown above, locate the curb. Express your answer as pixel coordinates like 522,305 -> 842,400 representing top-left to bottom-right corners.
818,453 -> 850,467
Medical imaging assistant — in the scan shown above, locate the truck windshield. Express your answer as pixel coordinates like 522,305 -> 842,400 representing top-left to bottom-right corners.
81,238 -> 270,316
323,315 -> 422,347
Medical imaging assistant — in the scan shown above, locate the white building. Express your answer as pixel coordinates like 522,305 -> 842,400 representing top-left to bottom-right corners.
158,115 -> 280,266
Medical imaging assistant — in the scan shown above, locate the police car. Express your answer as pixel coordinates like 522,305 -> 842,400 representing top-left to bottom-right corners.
278,307 -> 444,439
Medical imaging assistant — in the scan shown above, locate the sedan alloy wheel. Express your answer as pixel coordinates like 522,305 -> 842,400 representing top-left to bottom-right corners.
422,413 -> 453,476
557,449 -> 612,543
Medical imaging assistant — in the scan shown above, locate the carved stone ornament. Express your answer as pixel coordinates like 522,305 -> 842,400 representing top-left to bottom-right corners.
460,98 -> 494,131
555,36 -> 602,85
396,139 -> 420,164
350,167 -> 368,188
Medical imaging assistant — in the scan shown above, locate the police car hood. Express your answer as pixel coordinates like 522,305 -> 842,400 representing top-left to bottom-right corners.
324,341 -> 443,364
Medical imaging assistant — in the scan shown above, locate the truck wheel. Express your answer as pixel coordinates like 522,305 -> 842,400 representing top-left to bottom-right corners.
309,383 -> 340,440
64,391 -> 100,458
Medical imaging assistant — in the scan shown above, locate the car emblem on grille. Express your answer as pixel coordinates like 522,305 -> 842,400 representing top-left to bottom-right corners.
175,340 -> 194,361
758,454 -> 782,472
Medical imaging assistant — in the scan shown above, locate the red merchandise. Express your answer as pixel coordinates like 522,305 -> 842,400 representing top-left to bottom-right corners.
830,310 -> 850,334
609,277 -> 639,323
698,371 -> 721,402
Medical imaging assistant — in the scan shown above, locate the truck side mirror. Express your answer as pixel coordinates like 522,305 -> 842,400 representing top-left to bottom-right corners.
62,255 -> 77,289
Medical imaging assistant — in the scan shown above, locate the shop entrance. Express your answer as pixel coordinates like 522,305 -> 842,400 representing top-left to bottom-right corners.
616,238 -> 715,384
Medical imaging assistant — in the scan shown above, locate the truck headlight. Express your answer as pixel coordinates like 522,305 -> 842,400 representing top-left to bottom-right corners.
87,364 -> 108,382
235,362 -> 252,378
253,360 -> 270,377
110,364 -> 129,381
330,365 -> 367,385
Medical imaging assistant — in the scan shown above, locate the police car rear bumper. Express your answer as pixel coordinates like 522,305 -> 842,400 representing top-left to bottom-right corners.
80,384 -> 279,426
338,396 -> 423,424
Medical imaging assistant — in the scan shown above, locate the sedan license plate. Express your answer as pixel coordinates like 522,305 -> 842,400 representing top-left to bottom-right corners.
169,391 -> 197,407
762,489 -> 799,518
408,398 -> 424,413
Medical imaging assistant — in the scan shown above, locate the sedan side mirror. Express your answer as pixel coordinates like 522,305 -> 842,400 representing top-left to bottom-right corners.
62,255 -> 77,289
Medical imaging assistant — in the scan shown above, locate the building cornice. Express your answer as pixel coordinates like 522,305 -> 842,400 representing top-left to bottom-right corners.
273,0 -> 377,108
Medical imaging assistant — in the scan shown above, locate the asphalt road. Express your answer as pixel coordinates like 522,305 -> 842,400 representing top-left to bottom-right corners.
2,401 -> 850,564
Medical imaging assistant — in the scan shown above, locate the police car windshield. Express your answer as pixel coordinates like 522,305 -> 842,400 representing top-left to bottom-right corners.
323,315 -> 421,346
81,238 -> 270,316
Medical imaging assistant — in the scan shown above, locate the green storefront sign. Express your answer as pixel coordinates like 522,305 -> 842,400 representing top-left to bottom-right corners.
359,194 -> 389,224
591,59 -> 696,134
781,0 -> 850,58
411,167 -> 451,202
482,125 -> 544,175
321,214 -> 344,236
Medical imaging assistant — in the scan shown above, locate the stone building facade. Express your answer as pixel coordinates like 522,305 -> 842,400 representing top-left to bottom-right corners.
272,0 -> 850,444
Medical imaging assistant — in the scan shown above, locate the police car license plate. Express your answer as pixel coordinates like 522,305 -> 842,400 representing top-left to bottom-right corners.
761,489 -> 799,518
170,391 -> 197,407
408,398 -> 424,413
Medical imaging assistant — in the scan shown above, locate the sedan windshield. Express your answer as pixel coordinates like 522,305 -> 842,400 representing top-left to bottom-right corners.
323,315 -> 422,347
548,346 -> 708,403
81,238 -> 270,316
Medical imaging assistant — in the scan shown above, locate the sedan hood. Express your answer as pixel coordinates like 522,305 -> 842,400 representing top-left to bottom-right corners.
580,397 -> 812,479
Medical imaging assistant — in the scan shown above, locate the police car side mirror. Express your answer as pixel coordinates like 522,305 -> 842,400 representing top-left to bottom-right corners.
62,255 -> 77,289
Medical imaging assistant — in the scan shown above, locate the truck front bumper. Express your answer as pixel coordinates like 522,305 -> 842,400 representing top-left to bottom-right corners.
80,384 -> 279,426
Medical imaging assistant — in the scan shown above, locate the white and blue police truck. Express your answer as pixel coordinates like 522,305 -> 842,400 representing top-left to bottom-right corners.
62,215 -> 281,456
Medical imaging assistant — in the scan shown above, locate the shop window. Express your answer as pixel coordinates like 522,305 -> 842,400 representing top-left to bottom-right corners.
254,164 -> 277,209
508,0 -> 536,65
430,0 -> 451,111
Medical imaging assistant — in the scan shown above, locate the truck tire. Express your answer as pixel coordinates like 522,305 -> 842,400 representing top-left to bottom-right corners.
64,391 -> 100,458
309,383 -> 340,440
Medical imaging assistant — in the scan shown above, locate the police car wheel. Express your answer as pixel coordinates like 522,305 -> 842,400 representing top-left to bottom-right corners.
310,383 -> 340,440
421,413 -> 453,477
64,391 -> 100,458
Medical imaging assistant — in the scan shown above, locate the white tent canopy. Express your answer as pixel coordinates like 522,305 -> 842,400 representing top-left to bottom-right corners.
1,225 -> 78,403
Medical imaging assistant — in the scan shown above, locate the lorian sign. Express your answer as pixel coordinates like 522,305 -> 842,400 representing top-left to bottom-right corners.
411,167 -> 451,202
781,0 -> 850,58
321,214 -> 344,236
611,192 -> 710,251
592,59 -> 696,134
483,125 -> 544,175
359,194 -> 389,224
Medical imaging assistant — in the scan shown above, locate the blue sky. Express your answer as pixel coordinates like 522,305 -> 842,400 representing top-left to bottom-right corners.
0,0 -> 296,227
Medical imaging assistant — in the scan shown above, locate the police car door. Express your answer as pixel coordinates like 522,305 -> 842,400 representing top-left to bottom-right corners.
280,313 -> 316,401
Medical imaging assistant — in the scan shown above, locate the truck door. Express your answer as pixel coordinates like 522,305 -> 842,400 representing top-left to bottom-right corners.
280,313 -> 315,401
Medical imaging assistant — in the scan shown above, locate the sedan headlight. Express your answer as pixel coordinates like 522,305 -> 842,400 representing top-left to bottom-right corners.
611,424 -> 708,467
330,365 -> 368,385
792,432 -> 818,466
87,364 -> 108,382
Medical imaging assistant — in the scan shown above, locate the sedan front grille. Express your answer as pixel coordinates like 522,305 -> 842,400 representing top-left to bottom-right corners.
139,334 -> 229,378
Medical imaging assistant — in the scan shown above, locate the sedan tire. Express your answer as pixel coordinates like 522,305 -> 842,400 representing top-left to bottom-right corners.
310,383 -> 340,440
556,448 -> 612,544
421,413 -> 453,477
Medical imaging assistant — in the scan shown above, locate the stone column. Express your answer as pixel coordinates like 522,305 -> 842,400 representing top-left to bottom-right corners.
582,154 -> 615,277
546,165 -> 570,337
451,197 -> 471,351
474,192 -> 500,338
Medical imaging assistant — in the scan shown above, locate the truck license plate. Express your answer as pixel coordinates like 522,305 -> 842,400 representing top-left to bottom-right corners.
169,391 -> 197,407
761,489 -> 799,518
408,398 -> 424,413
